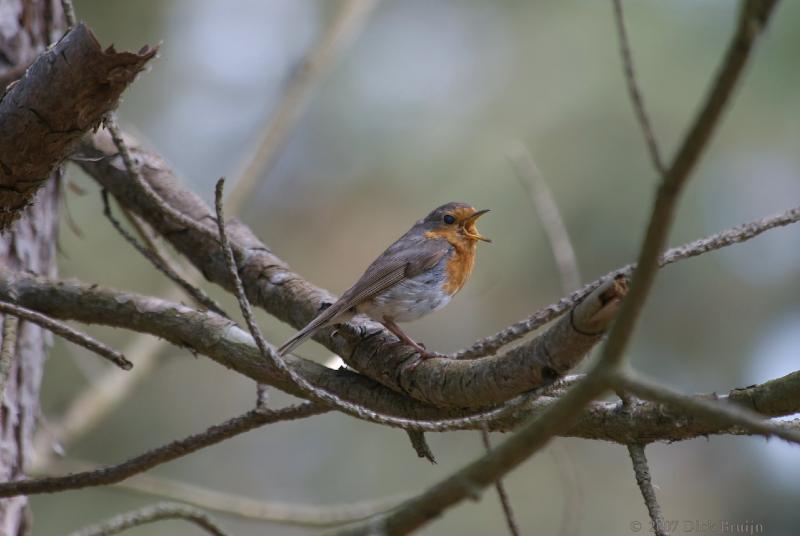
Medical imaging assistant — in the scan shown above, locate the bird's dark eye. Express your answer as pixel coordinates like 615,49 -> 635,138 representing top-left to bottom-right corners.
443,214 -> 456,225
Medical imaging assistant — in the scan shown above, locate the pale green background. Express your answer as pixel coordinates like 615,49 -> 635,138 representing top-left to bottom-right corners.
33,1 -> 800,534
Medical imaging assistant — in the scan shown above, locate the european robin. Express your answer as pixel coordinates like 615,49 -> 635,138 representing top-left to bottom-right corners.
277,202 -> 490,362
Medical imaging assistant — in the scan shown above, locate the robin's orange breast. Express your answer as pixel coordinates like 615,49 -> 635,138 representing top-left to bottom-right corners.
424,230 -> 478,295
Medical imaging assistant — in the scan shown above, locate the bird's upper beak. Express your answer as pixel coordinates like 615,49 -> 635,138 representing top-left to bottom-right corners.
464,209 -> 491,242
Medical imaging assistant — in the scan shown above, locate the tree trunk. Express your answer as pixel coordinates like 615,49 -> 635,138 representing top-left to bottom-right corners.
0,1 -> 64,533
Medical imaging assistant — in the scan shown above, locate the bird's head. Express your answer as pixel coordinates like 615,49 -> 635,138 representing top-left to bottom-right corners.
419,202 -> 491,243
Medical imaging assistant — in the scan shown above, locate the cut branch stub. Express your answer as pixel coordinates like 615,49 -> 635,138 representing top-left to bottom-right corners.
0,23 -> 157,230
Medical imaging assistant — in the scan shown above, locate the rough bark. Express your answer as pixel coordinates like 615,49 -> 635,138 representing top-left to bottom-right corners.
0,1 -> 64,532
0,22 -> 156,229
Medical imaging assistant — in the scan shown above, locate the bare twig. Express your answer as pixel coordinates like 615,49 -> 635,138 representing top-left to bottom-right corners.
627,444 -> 667,536
0,403 -> 323,498
0,301 -> 131,370
225,0 -> 378,213
67,502 -> 229,536
114,472 -> 404,527
611,0 -> 665,174
104,115 -> 219,244
102,190 -> 228,317
0,315 -> 18,400
481,427 -> 521,536
61,0 -> 77,30
406,430 -> 436,464
33,458 -> 405,527
454,204 -> 800,359
611,371 -> 800,446
508,143 -> 582,292
550,443 -> 581,536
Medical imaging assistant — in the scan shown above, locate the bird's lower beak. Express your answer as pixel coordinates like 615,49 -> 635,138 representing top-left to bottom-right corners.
465,209 -> 491,242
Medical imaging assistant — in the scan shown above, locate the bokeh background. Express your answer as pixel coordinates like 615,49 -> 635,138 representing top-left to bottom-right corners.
32,0 -> 800,534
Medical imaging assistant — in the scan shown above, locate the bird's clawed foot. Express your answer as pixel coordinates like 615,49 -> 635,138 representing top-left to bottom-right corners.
381,316 -> 446,372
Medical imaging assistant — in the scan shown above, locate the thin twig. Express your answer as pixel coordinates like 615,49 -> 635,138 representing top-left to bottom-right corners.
453,204 -> 800,359
405,430 -> 436,464
0,301 -> 131,370
33,458 -> 405,527
225,0 -> 378,214
67,502 -> 229,536
102,190 -> 228,317
61,0 -> 77,30
104,115 -> 219,244
481,427 -> 521,536
333,374 -> 610,536
0,315 -> 18,400
0,403 -> 323,498
596,0 -> 779,375
508,143 -> 582,292
626,444 -> 667,536
611,0 -> 665,174
550,443 -> 582,536
611,371 -> 800,446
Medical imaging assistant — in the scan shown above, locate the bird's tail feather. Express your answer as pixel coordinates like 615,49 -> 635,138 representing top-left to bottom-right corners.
277,303 -> 343,356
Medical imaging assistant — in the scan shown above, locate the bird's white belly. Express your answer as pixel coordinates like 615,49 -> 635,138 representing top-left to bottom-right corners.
358,270 -> 452,323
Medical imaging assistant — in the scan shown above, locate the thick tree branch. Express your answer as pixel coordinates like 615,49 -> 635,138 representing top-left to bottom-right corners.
0,268 -> 797,440
611,371 -> 800,445
77,130 -> 799,406
0,23 -> 155,229
0,265 -> 624,424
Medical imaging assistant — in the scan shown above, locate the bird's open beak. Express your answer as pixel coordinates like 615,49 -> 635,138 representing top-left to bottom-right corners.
464,209 -> 491,242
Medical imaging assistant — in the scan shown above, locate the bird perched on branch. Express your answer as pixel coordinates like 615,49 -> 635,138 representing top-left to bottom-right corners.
278,202 -> 490,364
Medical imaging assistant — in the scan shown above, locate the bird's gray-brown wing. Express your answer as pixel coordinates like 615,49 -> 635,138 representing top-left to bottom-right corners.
277,234 -> 449,355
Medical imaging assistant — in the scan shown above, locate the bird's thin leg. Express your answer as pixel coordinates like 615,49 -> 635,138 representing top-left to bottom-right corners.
381,316 -> 435,360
